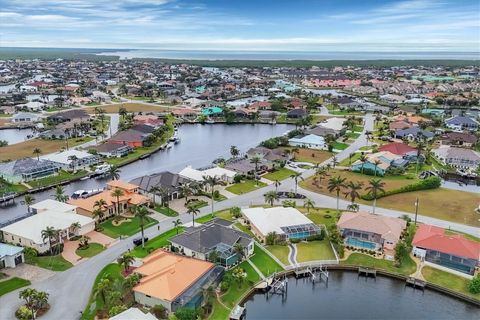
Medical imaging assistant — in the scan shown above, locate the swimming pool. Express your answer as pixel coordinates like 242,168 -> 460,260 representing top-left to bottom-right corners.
346,237 -> 377,250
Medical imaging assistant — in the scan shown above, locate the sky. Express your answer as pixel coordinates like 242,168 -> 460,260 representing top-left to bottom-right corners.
1,0 -> 479,52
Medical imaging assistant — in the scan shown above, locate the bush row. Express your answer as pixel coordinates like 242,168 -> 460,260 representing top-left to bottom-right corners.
361,176 -> 441,201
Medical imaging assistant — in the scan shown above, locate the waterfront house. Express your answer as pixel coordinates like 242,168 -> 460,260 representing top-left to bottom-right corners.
306,125 -> 341,138
337,211 -> 406,259
286,108 -> 307,119
47,109 -> 89,123
171,108 -> 199,120
93,142 -> 133,158
133,114 -> 164,127
432,146 -> 480,170
241,207 -> 321,243
0,200 -> 95,253
246,146 -> 289,163
11,112 -> 41,124
438,132 -> 478,148
108,128 -> 151,148
39,149 -> 100,171
109,308 -> 156,320
130,171 -> 192,202
445,116 -> 479,131
0,243 -> 24,269
169,219 -> 253,267
288,134 -> 327,150
412,224 -> 480,275
0,158 -> 59,183
394,127 -> 434,141
133,250 -> 224,312
179,165 -> 236,183
389,120 -> 412,131
351,151 -> 404,176
68,180 -> 150,220
201,106 -> 223,117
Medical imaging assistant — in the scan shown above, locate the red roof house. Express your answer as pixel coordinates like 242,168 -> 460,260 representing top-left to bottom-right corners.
379,143 -> 416,156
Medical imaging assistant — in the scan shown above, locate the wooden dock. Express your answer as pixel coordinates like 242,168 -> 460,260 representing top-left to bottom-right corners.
406,277 -> 426,290
293,265 -> 329,285
358,267 -> 377,278
0,192 -> 16,205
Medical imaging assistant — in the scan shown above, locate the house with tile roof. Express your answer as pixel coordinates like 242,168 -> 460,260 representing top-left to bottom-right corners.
432,145 -> 480,170
351,151 -> 405,176
133,250 -> 224,312
412,224 -> 480,275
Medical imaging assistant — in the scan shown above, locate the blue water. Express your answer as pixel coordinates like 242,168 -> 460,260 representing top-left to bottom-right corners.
346,237 -> 377,250
98,50 -> 480,61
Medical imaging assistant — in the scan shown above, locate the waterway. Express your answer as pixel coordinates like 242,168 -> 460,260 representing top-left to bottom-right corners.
0,128 -> 34,145
0,123 -> 293,223
244,271 -> 478,319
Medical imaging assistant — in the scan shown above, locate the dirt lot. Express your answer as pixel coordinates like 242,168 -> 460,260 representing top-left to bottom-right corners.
283,147 -> 333,164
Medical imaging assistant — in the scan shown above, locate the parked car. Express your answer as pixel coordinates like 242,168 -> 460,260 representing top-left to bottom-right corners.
133,237 -> 149,246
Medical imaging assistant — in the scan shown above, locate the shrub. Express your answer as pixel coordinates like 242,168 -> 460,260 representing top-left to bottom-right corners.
230,206 -> 242,218
361,176 -> 441,201
15,306 -> 32,320
109,305 -> 127,317
290,238 -> 301,243
468,274 -> 480,294
174,308 -> 199,320
151,305 -> 168,319
233,174 -> 243,183
220,281 -> 230,292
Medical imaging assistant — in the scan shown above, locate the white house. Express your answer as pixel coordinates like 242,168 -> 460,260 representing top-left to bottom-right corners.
109,308 -> 157,320
178,165 -> 236,183
40,149 -> 100,171
0,243 -> 24,269
11,112 -> 41,123
288,134 -> 327,150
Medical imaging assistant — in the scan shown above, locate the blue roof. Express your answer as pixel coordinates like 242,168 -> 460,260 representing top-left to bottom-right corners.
0,243 -> 24,258
201,106 -> 223,115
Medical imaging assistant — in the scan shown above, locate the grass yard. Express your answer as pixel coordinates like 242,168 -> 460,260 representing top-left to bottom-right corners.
81,263 -> 123,320
25,254 -> 73,271
220,261 -> 260,308
285,147 -> 333,164
341,252 -> 416,276
131,227 -> 185,258
421,266 -> 479,301
302,208 -> 337,227
296,240 -> 336,262
331,142 -> 349,150
266,245 -> 290,265
153,205 -> 178,217
234,223 -> 256,238
0,277 -> 31,296
209,298 -> 231,320
0,181 -> 28,195
0,137 -> 94,161
84,102 -> 171,114
249,244 -> 284,276
28,170 -> 88,189
225,180 -> 267,195
339,152 -> 363,166
99,215 -> 158,238
263,167 -> 296,181
75,243 -> 105,258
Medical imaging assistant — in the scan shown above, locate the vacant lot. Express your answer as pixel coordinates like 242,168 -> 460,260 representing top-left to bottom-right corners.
263,167 -> 296,181
283,147 -> 333,164
84,102 -> 173,114
0,137 -> 93,161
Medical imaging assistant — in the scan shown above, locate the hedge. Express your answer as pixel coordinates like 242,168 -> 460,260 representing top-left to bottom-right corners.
361,176 -> 441,201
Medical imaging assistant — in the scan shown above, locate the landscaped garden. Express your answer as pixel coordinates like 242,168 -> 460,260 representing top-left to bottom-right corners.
262,167 -> 296,181
99,215 -> 158,239
131,227 -> 185,258
225,179 -> 267,195
75,243 -> 105,258
341,252 -> 416,275
0,277 -> 31,297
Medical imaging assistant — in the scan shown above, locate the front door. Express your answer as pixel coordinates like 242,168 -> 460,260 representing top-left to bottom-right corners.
14,255 -> 23,266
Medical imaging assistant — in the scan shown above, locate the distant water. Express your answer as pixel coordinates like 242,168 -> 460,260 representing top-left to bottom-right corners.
97,50 -> 480,60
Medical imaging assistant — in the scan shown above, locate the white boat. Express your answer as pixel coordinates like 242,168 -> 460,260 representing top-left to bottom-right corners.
71,189 -> 103,199
94,163 -> 112,175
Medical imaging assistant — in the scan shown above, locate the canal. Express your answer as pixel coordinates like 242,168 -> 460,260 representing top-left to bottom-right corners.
244,271 -> 478,319
0,123 -> 293,223
0,128 -> 34,145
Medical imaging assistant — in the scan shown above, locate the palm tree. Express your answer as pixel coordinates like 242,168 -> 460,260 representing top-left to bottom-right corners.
53,185 -> 68,202
273,179 -> 281,193
348,153 -> 355,165
110,188 -> 125,215
92,208 -> 105,222
415,140 -> 426,174
249,155 -> 262,181
118,252 -> 135,272
202,175 -> 219,216
264,191 -> 279,206
147,185 -> 159,205
69,222 -> 81,236
315,166 -> 327,187
328,176 -> 347,213
41,226 -> 58,255
303,198 -> 315,213
373,159 -> 382,177
94,277 -> 111,305
187,205 -> 200,227
332,156 -> 339,168
135,205 -> 149,248
68,155 -> 78,172
346,203 -> 360,212
290,172 -> 304,194
24,194 -> 35,213
366,178 -> 386,214
158,186 -> 170,209
359,154 -> 367,174
230,145 -> 240,158
344,181 -> 364,205
172,219 -> 183,234
33,148 -> 42,161
233,243 -> 246,261
291,147 -> 300,160
107,165 -> 121,180
178,184 -> 193,204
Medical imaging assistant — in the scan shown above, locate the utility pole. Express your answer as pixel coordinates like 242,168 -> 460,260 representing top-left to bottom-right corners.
414,197 -> 419,226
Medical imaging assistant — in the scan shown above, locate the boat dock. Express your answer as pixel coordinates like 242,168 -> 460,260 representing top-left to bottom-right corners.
358,267 -> 377,278
293,264 -> 329,285
406,277 -> 426,290
229,305 -> 246,320
0,192 -> 16,206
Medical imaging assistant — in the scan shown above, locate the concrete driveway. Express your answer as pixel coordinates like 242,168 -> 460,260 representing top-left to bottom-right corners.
2,264 -> 56,283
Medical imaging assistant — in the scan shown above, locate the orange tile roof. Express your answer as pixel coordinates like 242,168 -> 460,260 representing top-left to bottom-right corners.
107,180 -> 139,191
133,250 -> 214,302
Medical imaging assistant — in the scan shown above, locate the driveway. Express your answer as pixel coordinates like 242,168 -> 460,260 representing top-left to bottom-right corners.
86,231 -> 115,247
2,264 -> 56,283
62,240 -> 82,265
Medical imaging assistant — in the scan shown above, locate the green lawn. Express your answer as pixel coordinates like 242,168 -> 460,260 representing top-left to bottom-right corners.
346,132 -> 361,139
0,277 -> 31,296
234,223 -> 255,238
220,261 -> 260,308
0,181 -> 28,195
225,180 -> 267,195
263,168 -> 296,181
187,199 -> 209,209
75,243 -> 105,258
28,170 -> 89,189
131,227 -> 185,258
298,208 -> 337,227
296,240 -> 336,262
25,254 -> 73,271
249,245 -> 283,276
331,142 -> 349,150
153,205 -> 178,217
339,152 -> 362,166
266,245 -> 290,265
341,253 -> 416,276
209,299 -> 231,320
81,263 -> 123,320
422,266 -> 479,301
99,215 -> 158,238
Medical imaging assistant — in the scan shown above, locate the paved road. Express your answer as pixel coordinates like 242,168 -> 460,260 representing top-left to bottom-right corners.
1,113 -> 478,319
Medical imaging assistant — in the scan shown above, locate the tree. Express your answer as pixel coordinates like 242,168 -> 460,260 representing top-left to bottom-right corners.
346,203 -> 359,212
41,226 -> 58,255
148,185 -> 160,205
94,277 -> 111,305
265,231 -> 278,245
264,190 -> 279,206
68,155 -> 78,172
202,175 -> 219,216
394,240 -> 409,267
366,178 -> 386,214
332,156 -> 339,168
344,181 -> 364,204
233,243 -> 246,261
19,288 -> 49,320
117,252 -> 135,272
467,274 -> 480,294
110,188 -> 125,215
328,176 -> 347,213
315,166 -> 327,187
415,140 -> 426,174
187,205 -> 200,227
175,308 -> 199,320
290,172 -> 304,194
53,185 -> 68,202
107,165 -> 121,180
135,205 -> 149,247
70,222 -> 81,236
230,145 -> 240,158
250,155 -> 262,182
24,194 -> 35,213
172,219 -> 183,234
33,148 -> 42,161
303,198 -> 315,213
359,154 -> 367,174
373,159 -> 382,177
273,179 -> 281,193
157,186 -> 170,209
178,184 -> 193,203
208,250 -> 219,263
230,206 -> 242,218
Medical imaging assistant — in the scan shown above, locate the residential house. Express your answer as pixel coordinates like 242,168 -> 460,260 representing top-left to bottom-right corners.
246,146 -> 289,163
171,108 -> 199,120
288,134 -> 327,150
169,219 -> 253,267
438,132 -> 478,148
432,146 -> 480,170
0,243 -> 24,269
94,142 -> 133,158
445,116 -> 479,131
130,171 -> 192,202
109,129 -> 151,148
178,166 -> 236,183
11,112 -> 41,124
133,250 -> 224,312
394,127 -> 434,141
306,125 -> 341,138
337,211 -> 406,260
241,207 -> 322,243
351,151 -> 405,176
109,308 -> 157,320
133,115 -> 164,127
68,180 -> 150,220
40,149 -> 100,171
0,158 -> 59,183
47,109 -> 90,123
286,108 -> 307,119
412,224 -> 480,275
389,120 -> 412,131
379,142 -> 418,159
0,200 -> 95,253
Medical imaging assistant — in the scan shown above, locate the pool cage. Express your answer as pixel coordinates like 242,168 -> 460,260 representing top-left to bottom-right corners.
215,243 -> 239,267
281,223 -> 322,240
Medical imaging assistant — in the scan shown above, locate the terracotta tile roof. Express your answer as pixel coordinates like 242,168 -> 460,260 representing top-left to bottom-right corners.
133,250 -> 214,301
107,180 -> 138,191
379,142 -> 416,156
412,224 -> 480,260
